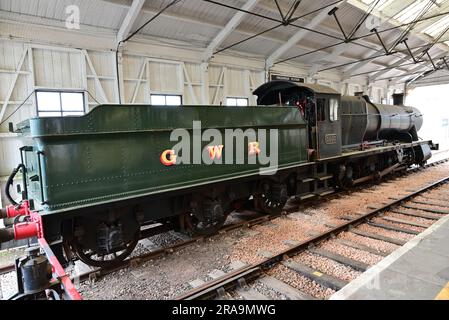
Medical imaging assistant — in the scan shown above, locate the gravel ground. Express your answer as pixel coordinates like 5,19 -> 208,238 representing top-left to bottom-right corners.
77,162 -> 449,300
385,211 -> 434,227
78,232 -> 243,300
421,191 -> 449,198
252,281 -> 288,300
405,202 -> 449,213
430,187 -> 449,194
268,265 -> 334,300
291,165 -> 449,226
372,216 -> 425,233
230,218 -> 328,265
339,232 -> 399,253
0,247 -> 25,266
356,224 -> 414,241
0,248 -> 26,299
131,231 -> 186,257
428,193 -> 449,200
294,251 -> 361,282
393,207 -> 442,219
0,272 -> 17,299
414,196 -> 448,207
319,242 -> 383,265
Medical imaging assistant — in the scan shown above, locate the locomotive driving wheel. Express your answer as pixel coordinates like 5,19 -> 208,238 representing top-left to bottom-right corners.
181,198 -> 227,236
336,164 -> 354,190
254,181 -> 288,215
71,232 -> 139,268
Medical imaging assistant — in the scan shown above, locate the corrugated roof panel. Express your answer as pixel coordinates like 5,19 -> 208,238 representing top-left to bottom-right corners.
323,2 -> 380,39
220,32 -> 281,57
281,45 -> 350,65
144,0 -> 242,27
0,0 -> 128,29
135,12 -> 220,47
81,0 -> 128,29
423,15 -> 449,37
360,0 -> 394,11
393,0 -> 443,24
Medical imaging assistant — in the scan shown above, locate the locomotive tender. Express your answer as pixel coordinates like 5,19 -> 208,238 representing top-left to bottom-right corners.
0,80 -> 435,267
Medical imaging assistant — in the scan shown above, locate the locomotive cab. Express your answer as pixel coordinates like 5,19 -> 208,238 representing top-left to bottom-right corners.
254,80 -> 342,160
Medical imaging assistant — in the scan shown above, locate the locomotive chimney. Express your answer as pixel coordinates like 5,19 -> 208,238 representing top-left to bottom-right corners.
392,93 -> 404,106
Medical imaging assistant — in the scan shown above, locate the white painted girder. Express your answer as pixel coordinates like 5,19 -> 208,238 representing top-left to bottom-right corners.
117,0 -> 145,44
83,50 -> 108,103
202,0 -> 259,62
0,47 -> 28,122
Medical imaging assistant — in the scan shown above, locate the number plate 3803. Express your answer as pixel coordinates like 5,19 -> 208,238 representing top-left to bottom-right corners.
325,134 -> 337,145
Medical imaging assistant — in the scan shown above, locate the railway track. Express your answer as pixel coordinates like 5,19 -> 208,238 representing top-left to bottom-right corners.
74,209 -> 296,283
0,264 -> 14,275
175,174 -> 449,300
0,203 -> 299,281
0,157 -> 448,299
75,157 -> 446,276
67,158 -> 449,284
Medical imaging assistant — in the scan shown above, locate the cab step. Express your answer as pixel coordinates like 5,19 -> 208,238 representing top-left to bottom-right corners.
296,193 -> 316,201
316,189 -> 335,197
317,175 -> 334,181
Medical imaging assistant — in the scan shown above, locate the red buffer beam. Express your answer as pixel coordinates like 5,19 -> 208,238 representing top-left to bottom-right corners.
0,202 -> 82,300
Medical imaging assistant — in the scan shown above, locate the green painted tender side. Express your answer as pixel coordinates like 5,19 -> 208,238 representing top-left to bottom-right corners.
17,105 -> 308,213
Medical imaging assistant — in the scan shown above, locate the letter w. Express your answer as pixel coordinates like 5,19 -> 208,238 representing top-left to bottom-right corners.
207,145 -> 224,160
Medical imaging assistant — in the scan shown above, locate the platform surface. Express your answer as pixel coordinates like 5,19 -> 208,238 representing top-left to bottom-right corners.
331,214 -> 449,300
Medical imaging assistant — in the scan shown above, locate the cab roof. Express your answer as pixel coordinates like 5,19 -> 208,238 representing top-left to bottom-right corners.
254,80 -> 340,96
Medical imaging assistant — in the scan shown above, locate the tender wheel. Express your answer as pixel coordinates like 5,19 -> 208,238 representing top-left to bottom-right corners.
254,181 -> 288,215
181,198 -> 227,236
69,215 -> 141,268
72,233 -> 139,268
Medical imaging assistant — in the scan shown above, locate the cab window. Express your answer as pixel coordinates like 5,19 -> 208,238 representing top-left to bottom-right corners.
329,98 -> 339,122
317,98 -> 326,122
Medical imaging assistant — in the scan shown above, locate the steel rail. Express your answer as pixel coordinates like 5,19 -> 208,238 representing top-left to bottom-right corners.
75,158 -> 448,283
0,212 -> 281,280
0,190 -> 343,279
73,209 -> 297,283
0,264 -> 14,275
0,158 -> 447,282
176,174 -> 449,300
